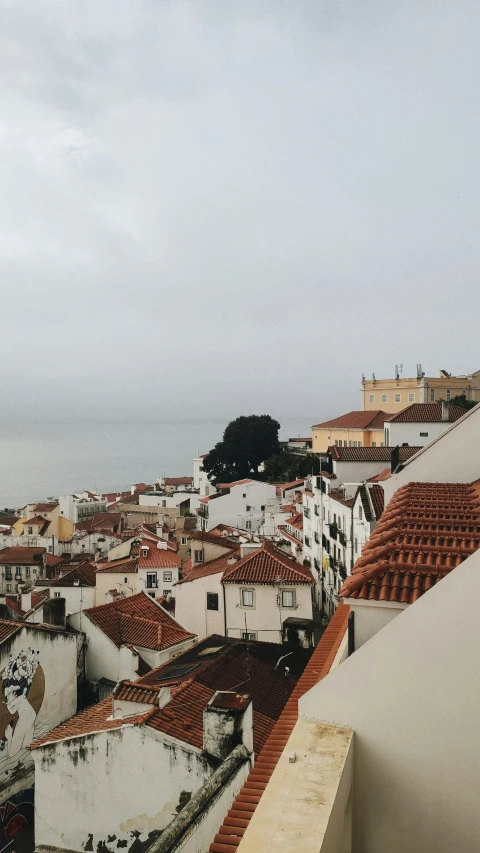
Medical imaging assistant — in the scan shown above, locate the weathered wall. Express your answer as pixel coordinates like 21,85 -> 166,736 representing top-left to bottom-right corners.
68,614 -> 132,684
95,572 -> 139,605
33,725 -> 216,853
348,599 -> 407,649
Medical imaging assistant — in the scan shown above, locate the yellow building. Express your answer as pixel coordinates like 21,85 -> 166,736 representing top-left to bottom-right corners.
13,502 -> 74,542
362,367 -> 480,413
312,411 -> 386,454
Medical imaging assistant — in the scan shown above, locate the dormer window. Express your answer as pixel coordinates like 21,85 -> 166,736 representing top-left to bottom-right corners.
141,547 -> 149,558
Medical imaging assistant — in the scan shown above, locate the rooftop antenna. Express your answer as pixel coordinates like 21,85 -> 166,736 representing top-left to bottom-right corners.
395,364 -> 403,380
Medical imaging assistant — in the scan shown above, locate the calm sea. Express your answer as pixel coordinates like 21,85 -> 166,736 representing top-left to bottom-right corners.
0,418 -> 314,509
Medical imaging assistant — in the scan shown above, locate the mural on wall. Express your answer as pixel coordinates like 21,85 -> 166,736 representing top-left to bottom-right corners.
0,650 -> 46,781
0,788 -> 34,853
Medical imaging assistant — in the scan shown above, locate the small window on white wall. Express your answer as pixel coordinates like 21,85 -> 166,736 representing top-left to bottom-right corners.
241,589 -> 254,607
281,590 -> 295,608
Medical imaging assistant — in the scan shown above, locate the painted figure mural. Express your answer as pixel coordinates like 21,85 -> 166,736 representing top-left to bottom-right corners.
0,650 -> 45,768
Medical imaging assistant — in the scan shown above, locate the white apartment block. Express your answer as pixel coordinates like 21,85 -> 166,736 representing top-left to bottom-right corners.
59,492 -> 107,524
198,479 -> 278,533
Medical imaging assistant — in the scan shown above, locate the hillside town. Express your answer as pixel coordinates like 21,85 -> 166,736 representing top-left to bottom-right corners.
0,366 -> 479,852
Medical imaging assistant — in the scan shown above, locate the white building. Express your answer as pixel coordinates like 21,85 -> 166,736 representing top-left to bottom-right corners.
198,479 -> 278,533
384,401 -> 466,447
30,636 -> 306,853
176,541 -> 314,646
69,591 -> 196,698
0,546 -> 46,594
302,474 -> 383,614
136,535 -> 181,599
59,492 -> 107,524
193,454 -> 217,496
326,445 -> 422,485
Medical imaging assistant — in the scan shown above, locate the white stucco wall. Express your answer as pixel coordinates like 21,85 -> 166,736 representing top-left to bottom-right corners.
174,574 -> 225,640
333,460 -> 390,486
33,725 -> 216,853
382,405 -> 480,505
138,566 -> 180,598
68,614 -> 134,684
224,583 -> 313,644
386,420 -> 450,448
202,482 -> 277,532
0,626 -> 77,797
299,551 -> 480,853
348,599 -> 407,649
48,585 -> 96,619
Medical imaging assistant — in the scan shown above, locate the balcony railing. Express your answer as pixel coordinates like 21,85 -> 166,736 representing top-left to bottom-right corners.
304,507 -> 310,519
329,524 -> 338,541
338,564 -> 347,581
314,505 -> 319,516
314,532 -> 320,544
339,530 -> 347,547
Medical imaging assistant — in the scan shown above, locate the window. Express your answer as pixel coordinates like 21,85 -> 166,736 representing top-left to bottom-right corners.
408,393 -> 415,402
242,632 -> 257,640
28,527 -> 33,535
181,537 -> 187,545
15,568 -> 22,579
343,440 -> 347,447
163,571 -> 172,582
446,389 -> 451,401
26,567 -> 30,577
163,590 -> 170,596
369,394 -> 375,403
395,393 -> 401,402
261,505 -> 265,511
304,536 -> 311,548
281,590 -> 295,608
206,592 -> 219,611
241,589 -> 254,607
54,592 -> 61,599
194,550 -> 204,562
243,493 -> 246,498
372,441 -> 376,447
354,537 -> 358,554
161,500 -> 166,507
359,506 -> 363,521
430,388 -> 435,401
381,394 -> 387,402
420,432 -> 429,437
148,592 -> 155,598
124,577 -> 128,584
5,569 -> 12,581
246,505 -> 252,512
146,572 -> 157,589
246,520 -> 252,530
6,584 -> 11,592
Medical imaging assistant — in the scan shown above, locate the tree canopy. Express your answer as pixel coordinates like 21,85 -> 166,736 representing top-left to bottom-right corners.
203,414 -> 281,485
447,394 -> 477,411
263,452 -> 321,483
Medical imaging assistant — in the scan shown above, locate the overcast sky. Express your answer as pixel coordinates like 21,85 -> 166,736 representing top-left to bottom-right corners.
1,0 -> 479,422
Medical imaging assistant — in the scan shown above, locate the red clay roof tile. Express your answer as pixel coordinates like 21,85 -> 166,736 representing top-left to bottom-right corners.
84,592 -> 195,651
222,541 -> 313,586
313,410 -> 388,430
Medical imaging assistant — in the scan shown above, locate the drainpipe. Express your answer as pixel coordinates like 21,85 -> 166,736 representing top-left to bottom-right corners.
350,499 -> 355,572
222,582 -> 227,637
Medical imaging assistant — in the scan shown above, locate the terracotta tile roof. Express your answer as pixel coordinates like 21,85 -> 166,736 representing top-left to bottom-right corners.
22,515 -> 48,526
83,592 -> 195,650
216,479 -> 255,489
281,480 -> 305,491
276,526 -> 302,547
191,530 -> 240,549
46,554 -> 63,568
114,681 -> 159,704
0,547 -> 46,565
176,549 -> 241,584
368,467 -> 391,482
164,477 -> 193,486
329,445 -> 422,462
313,410 -> 388,430
387,403 -> 467,423
0,621 -> 22,643
75,512 -> 122,533
329,490 -> 355,508
95,557 -> 138,574
33,503 -> 58,513
207,605 -> 350,853
50,562 -> 96,588
222,540 -> 314,586
29,698 -> 153,749
138,541 -> 180,569
285,512 -> 303,531
370,484 -> 384,520
340,481 -> 480,604
5,597 -> 23,616
30,637 -> 311,758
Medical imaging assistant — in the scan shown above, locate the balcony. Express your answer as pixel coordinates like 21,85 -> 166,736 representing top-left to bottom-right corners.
339,530 -> 347,547
304,507 -> 310,519
338,564 -> 347,581
314,505 -> 320,516
329,523 -> 338,541
198,504 -> 209,518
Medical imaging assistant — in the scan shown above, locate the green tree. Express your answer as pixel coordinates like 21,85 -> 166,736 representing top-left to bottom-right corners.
448,394 -> 477,411
203,415 -> 281,484
263,452 -> 321,482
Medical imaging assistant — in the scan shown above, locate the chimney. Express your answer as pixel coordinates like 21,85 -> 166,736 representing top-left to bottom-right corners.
21,590 -> 32,613
203,691 -> 253,760
442,400 -> 449,421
